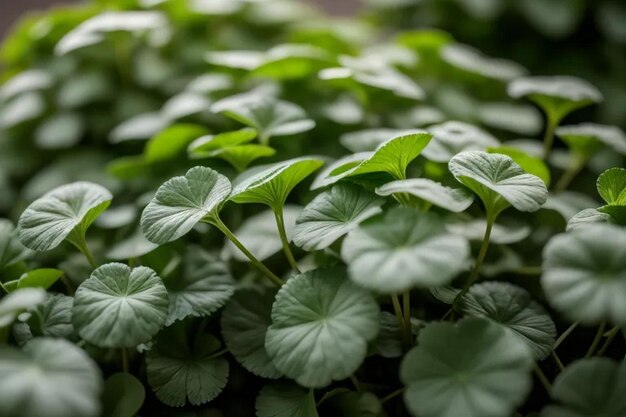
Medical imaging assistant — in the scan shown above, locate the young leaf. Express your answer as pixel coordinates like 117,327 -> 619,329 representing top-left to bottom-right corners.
311,152 -> 372,190
101,373 -> 145,417
16,268 -> 63,290
0,338 -> 102,417
163,246 -> 234,326
187,128 -> 258,154
458,282 -> 556,359
596,167 -> 626,220
256,383 -> 319,417
542,224 -> 626,325
229,157 -> 324,209
556,123 -> 626,157
221,287 -> 282,379
0,219 -> 30,270
341,207 -> 470,293
73,263 -> 169,347
375,179 -> 474,212
18,181 -> 112,251
424,121 -> 499,163
144,124 -> 208,163
141,166 -> 231,244
541,358 -> 626,417
0,288 -> 46,328
146,323 -> 229,407
265,267 -> 380,388
449,151 -> 548,217
198,144 -> 277,172
294,184 -> 385,251
400,318 -> 533,417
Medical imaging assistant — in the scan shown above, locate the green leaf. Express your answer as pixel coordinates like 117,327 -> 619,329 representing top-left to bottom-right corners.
0,70 -> 53,101
205,50 -> 265,70
211,94 -> 315,144
543,191 -> 599,221
342,207 -> 470,293
253,43 -> 332,80
446,218 -> 531,244
109,112 -> 168,143
458,282 -> 556,359
256,383 -> 319,417
542,224 -> 626,325
200,145 -> 277,172
376,179 -> 474,212
31,293 -> 75,339
146,322 -> 229,407
265,267 -> 380,388
0,338 -> 102,417
597,167 -> 626,206
0,219 -> 30,271
101,373 -> 145,417
16,268 -> 63,290
224,206 -> 300,261
221,287 -> 282,378
73,263 -> 169,347
477,102 -> 542,136
339,128 -> 416,153
441,43 -> 526,81
541,358 -> 626,417
35,113 -> 84,150
106,229 -> 160,260
144,124 -> 208,163
294,184 -> 385,251
230,157 -> 324,209
424,122 -> 499,163
368,311 -> 403,358
488,146 -> 551,186
161,92 -> 211,121
311,152 -> 372,190
400,318 -> 533,417
449,151 -> 548,216
141,166 -> 231,244
18,181 -> 112,251
0,288 -> 46,328
163,246 -> 234,326
0,92 -> 46,129
188,128 -> 258,154
508,76 -> 603,122
566,208 -> 613,231
556,124 -> 626,157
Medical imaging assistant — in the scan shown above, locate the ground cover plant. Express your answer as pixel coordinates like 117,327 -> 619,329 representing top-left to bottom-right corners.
0,0 -> 625,416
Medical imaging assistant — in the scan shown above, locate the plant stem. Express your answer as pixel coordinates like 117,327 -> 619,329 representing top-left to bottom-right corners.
209,348 -> 229,359
402,291 -> 412,348
71,235 -> 98,269
551,351 -> 565,372
554,321 -> 579,349
597,325 -> 620,356
533,364 -> 552,394
586,321 -> 607,358
453,215 -> 494,308
0,281 -> 8,294
60,273 -> 75,296
542,118 -> 557,160
274,208 -> 301,274
381,388 -> 405,404
349,375 -> 361,392
211,216 -> 284,287
391,294 -> 405,340
121,348 -> 129,373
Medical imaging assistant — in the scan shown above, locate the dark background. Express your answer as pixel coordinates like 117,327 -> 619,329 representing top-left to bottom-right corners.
0,0 -> 361,37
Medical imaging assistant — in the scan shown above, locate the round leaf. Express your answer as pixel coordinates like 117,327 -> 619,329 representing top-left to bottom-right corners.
441,43 -> 526,81
0,219 -> 30,270
488,146 -> 551,186
597,167 -> 626,206
294,184 -> 385,251
542,224 -> 626,325
400,318 -> 533,417
18,182 -> 112,251
101,373 -> 145,417
446,218 -> 531,244
375,179 -> 474,212
32,293 -> 75,339
265,267 -> 380,388
556,123 -> 626,156
141,166 -> 231,244
73,263 -> 169,347
424,121 -> 499,163
342,207 -> 470,293
566,208 -> 613,231
0,288 -> 46,328
0,338 -> 102,417
256,383 -> 319,417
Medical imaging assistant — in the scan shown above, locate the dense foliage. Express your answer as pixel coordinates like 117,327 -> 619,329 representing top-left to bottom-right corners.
0,0 -> 625,416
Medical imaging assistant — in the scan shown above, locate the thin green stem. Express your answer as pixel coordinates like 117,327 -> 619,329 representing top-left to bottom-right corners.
121,348 -> 129,373
586,321 -> 607,358
554,321 -> 579,349
551,351 -> 565,372
70,235 -> 98,269
513,266 -> 542,275
391,294 -> 406,342
349,375 -> 361,392
381,387 -> 405,404
597,325 -> 620,356
60,273 -> 75,296
402,291 -> 412,348
533,363 -> 552,394
542,118 -> 557,160
209,348 -> 229,359
211,216 -> 284,287
274,209 -> 301,274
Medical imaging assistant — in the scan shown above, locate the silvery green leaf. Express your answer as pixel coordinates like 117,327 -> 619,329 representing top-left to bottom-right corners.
556,124 -> 626,155
265,267 -> 379,388
96,205 -> 137,229
487,146 -> 551,186
0,288 -> 46,328
32,293 -> 75,339
160,92 -> 211,120
0,219 -> 30,270
424,121 -> 499,163
566,208 -> 613,231
141,166 -> 231,244
342,207 -> 470,293
256,383 -> 318,417
446,218 -> 531,244
106,229 -> 159,260
73,263 -> 169,347
0,92 -> 46,129
477,102 -> 542,136
543,191 -> 599,221
294,185 -> 385,251
34,113 -> 84,150
205,50 -> 265,70
18,181 -> 112,251
109,112 -> 169,143
0,70 -> 53,101
376,179 -> 474,212
441,43 -> 527,81
340,129 -> 418,153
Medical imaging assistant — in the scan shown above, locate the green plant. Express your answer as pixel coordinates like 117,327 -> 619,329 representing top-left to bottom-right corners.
0,0 -> 625,416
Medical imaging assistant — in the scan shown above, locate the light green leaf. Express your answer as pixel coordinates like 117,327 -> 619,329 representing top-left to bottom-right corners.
566,208 -> 613,231
221,287 -> 282,379
109,112 -> 168,143
256,383 -> 318,417
294,184 -> 385,251
201,145 -> 277,172
0,338 -> 102,417
339,128 -> 417,153
441,43 -> 526,81
542,224 -> 626,325
424,121 -> 499,163
161,92 -> 211,120
477,102 -> 542,136
265,267 -> 379,388
253,43 -> 332,80
101,373 -> 145,417
342,207 -> 470,293
144,124 -> 208,163
163,246 -> 234,326
311,152 -> 372,190
449,151 -> 548,216
230,157 -> 324,209
35,113 -> 84,150
543,191 -> 599,221
597,167 -> 626,206
211,94 -> 315,144
541,358 -> 626,417
16,268 -> 63,290
18,181 -> 112,251
73,263 -> 169,347
556,124 -> 626,156
488,146 -> 551,186
141,166 -> 231,244
0,219 -> 30,270
401,318 -> 533,417
0,92 -> 46,129
146,322 -> 229,407
188,128 -> 258,154
224,206 -> 300,262
0,288 -> 46,328
375,179 -> 474,212
458,282 -> 556,359
205,50 -> 265,70
446,218 -> 531,244
0,70 -> 53,101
